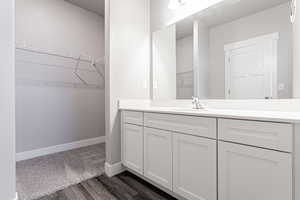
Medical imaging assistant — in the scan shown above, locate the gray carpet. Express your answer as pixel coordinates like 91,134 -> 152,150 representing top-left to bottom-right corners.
36,172 -> 176,200
16,143 -> 106,200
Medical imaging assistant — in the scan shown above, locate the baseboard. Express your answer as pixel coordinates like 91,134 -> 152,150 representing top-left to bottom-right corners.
16,136 -> 105,162
14,192 -> 18,200
105,162 -> 125,177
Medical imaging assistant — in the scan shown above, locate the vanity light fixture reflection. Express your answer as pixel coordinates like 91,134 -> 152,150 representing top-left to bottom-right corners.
291,0 -> 297,23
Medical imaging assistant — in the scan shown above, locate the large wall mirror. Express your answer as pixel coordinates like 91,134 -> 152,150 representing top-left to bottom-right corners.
152,0 -> 293,100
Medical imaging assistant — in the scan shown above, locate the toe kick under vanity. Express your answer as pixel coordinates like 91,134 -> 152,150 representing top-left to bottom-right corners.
120,106 -> 300,200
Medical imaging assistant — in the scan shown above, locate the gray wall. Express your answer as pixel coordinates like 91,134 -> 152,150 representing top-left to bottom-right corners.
0,0 -> 16,199
209,3 -> 292,99
15,0 -> 105,153
294,0 -> 300,97
177,35 -> 194,99
105,0 -> 150,165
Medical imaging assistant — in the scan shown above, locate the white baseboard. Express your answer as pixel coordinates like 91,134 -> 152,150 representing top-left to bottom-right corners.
15,193 -> 18,200
105,162 -> 125,177
16,136 -> 105,162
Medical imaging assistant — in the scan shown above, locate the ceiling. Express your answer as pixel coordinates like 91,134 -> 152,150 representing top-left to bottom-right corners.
197,0 -> 289,27
65,0 -> 105,16
66,0 -> 290,34
176,0 -> 289,39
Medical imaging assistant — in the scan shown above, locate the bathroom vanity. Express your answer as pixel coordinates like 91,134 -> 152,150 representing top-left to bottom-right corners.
120,103 -> 300,200
117,0 -> 300,199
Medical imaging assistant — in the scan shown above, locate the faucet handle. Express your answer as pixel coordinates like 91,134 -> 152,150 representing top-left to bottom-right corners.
192,96 -> 196,104
192,96 -> 199,103
192,96 -> 204,109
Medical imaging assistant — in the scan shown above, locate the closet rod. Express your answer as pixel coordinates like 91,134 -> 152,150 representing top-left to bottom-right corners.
16,47 -> 97,63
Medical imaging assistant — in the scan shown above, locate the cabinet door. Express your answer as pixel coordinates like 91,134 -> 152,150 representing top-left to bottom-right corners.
144,127 -> 172,190
122,123 -> 143,175
219,142 -> 292,200
173,134 -> 217,200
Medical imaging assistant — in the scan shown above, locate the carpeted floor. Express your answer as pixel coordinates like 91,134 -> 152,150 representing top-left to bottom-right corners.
16,144 -> 106,200
36,171 -> 176,200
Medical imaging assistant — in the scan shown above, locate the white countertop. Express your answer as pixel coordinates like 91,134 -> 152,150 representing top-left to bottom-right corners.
119,103 -> 300,124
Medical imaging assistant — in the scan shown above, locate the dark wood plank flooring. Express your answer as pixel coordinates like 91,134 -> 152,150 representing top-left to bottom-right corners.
37,171 -> 177,200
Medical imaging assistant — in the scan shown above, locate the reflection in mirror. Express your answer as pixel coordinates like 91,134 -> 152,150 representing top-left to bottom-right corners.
176,19 -> 194,99
152,0 -> 293,100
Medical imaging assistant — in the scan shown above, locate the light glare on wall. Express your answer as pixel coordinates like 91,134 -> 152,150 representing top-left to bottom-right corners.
290,0 -> 297,23
167,0 -> 225,24
168,0 -> 187,10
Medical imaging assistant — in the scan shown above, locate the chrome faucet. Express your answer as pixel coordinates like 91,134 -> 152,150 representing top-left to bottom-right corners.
192,96 -> 205,109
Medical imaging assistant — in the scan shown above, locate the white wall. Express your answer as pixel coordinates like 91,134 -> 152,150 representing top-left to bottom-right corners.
153,25 -> 177,100
16,0 -> 105,59
177,36 -> 193,73
195,21 -> 209,98
105,0 -> 150,165
209,3 -> 292,99
15,87 -> 105,153
15,0 -> 105,153
176,35 -> 194,99
0,0 -> 16,199
294,0 -> 300,98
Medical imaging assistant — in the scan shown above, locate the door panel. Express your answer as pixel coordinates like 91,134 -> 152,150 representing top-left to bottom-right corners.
173,134 -> 217,200
229,45 -> 266,99
218,142 -> 292,200
225,33 -> 278,99
144,127 -> 172,190
122,124 -> 143,175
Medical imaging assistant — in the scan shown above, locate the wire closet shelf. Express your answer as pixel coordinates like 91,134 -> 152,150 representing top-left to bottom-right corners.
15,44 -> 105,89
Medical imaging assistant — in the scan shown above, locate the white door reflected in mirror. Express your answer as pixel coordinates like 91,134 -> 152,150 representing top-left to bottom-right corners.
224,33 -> 279,99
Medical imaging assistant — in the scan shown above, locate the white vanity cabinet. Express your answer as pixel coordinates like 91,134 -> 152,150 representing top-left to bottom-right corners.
121,110 -> 294,200
121,111 -> 144,175
218,142 -> 292,200
144,113 -> 217,138
144,127 -> 173,190
218,119 -> 293,152
173,134 -> 217,200
122,124 -> 144,175
218,119 -> 293,200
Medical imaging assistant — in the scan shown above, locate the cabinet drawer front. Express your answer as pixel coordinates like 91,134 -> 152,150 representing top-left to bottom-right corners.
218,142 -> 292,200
218,119 -> 293,152
123,111 -> 143,125
144,113 -> 217,139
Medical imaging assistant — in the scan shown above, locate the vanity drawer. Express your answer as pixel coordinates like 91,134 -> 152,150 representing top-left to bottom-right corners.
218,119 -> 293,152
123,111 -> 143,126
144,113 -> 217,139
